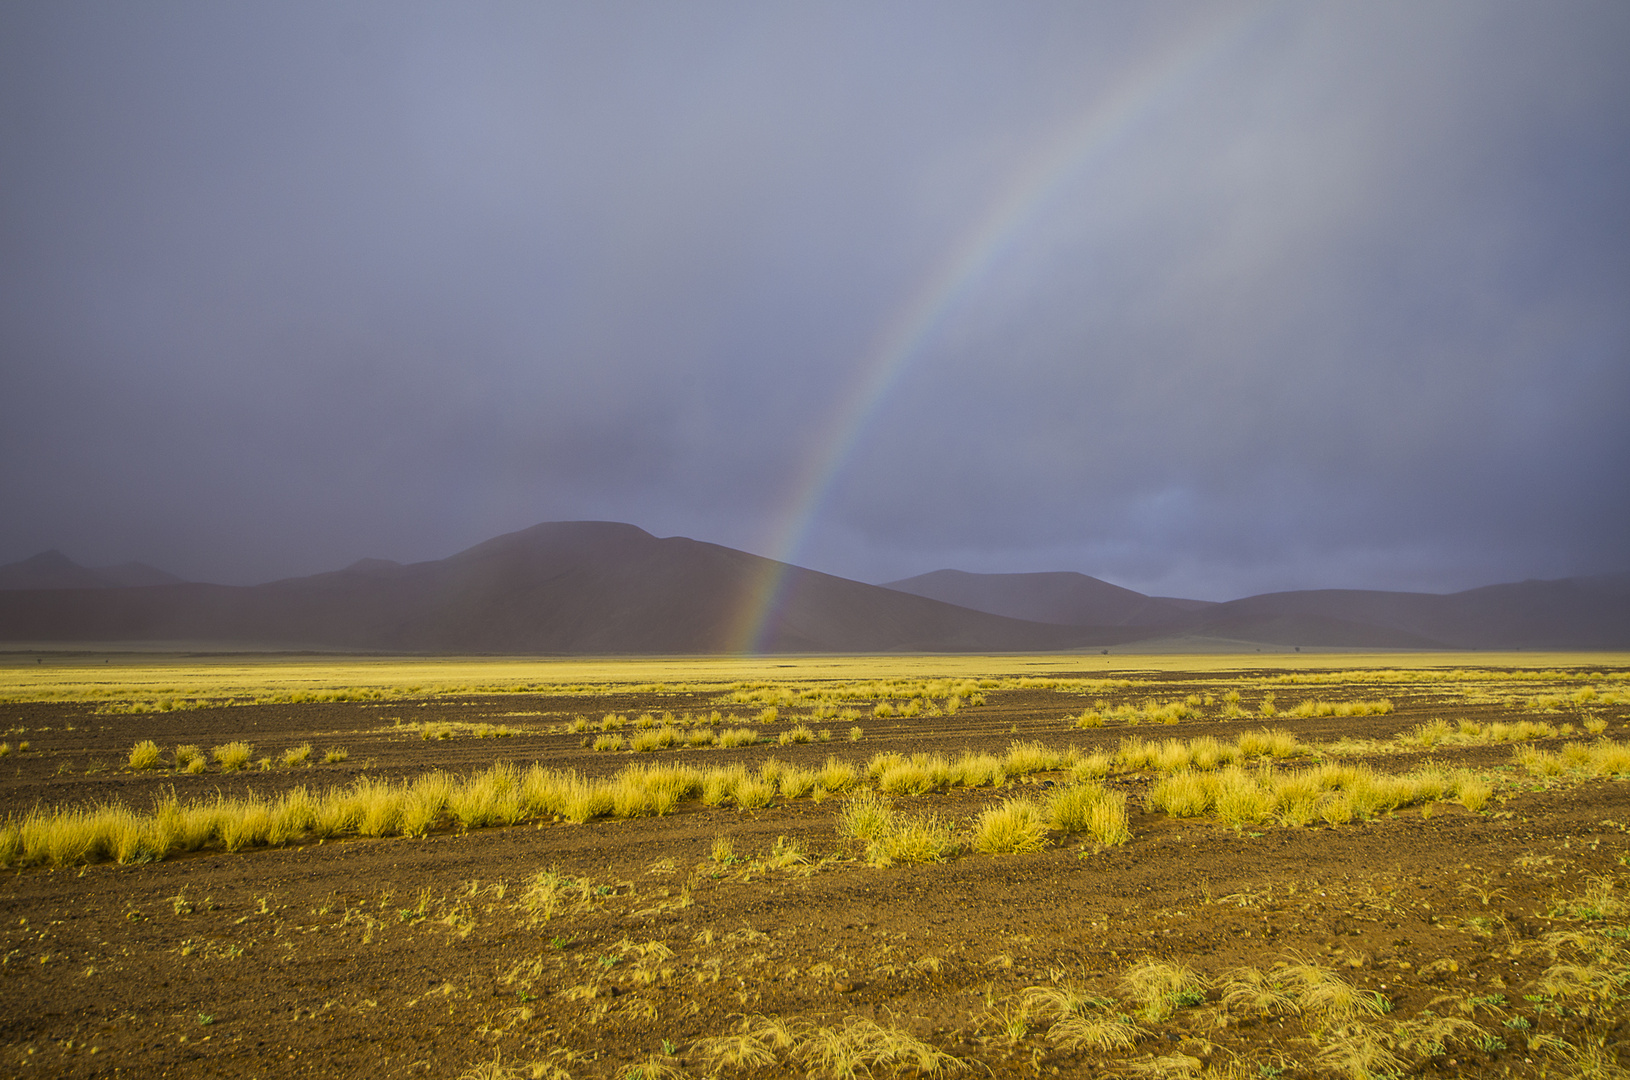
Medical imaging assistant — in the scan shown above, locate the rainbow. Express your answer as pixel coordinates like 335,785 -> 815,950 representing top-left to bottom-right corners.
729,3 -> 1278,652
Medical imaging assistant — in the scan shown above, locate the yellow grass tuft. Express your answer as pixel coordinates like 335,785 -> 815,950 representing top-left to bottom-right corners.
211,742 -> 252,771
127,740 -> 163,771
971,798 -> 1050,854
1120,960 -> 1207,1022
1046,781 -> 1131,846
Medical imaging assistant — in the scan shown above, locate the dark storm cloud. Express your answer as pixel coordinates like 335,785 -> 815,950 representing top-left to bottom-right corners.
1,2 -> 1626,598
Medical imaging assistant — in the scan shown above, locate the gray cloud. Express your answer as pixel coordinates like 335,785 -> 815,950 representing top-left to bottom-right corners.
2,2 -> 1626,598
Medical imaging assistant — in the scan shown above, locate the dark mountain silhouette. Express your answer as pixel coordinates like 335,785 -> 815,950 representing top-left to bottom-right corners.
0,522 -> 1133,653
0,550 -> 187,591
1201,574 -> 1630,650
883,569 -> 1214,627
2,526 -> 1623,651
884,568 -> 1630,649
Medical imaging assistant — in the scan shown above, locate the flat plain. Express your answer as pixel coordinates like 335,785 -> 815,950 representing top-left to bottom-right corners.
1,652 -> 1627,1080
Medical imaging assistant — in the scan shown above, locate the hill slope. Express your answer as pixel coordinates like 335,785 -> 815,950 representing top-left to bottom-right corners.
1201,575 -> 1630,650
0,523 -> 1127,654
884,569 -> 1212,627
0,551 -> 186,591
884,567 -> 1630,649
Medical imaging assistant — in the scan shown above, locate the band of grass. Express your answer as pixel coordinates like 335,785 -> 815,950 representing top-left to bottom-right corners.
0,753 -> 862,869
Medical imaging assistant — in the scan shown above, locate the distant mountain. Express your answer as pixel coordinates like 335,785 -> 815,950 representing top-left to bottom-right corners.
1203,574 -> 1630,650
0,550 -> 187,591
2,528 -> 1623,651
883,567 -> 1630,649
0,522 -> 1131,653
884,569 -> 1214,627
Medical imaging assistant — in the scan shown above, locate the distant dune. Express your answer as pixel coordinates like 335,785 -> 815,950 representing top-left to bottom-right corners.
1,526 -> 1624,652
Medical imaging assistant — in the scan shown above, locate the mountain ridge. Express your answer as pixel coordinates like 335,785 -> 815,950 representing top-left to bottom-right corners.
1,526 -> 1624,652
0,523 -> 1127,654
0,550 -> 187,591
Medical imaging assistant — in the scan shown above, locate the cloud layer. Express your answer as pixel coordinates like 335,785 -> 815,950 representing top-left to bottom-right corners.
3,2 -> 1626,599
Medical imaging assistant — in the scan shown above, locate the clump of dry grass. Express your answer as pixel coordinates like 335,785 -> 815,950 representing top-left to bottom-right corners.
629,727 -> 680,752
836,791 -> 957,867
280,743 -> 312,768
1045,781 -> 1131,846
818,755 -> 858,793
1146,761 -> 1487,827
693,1014 -> 964,1079
173,744 -> 204,772
1114,730 -> 1303,774
1515,738 -> 1630,778
971,798 -> 1050,854
778,724 -> 815,746
717,727 -> 760,748
1120,960 -> 1207,1022
1406,717 -> 1563,748
127,740 -> 163,771
1283,698 -> 1393,718
212,742 -> 252,771
1273,957 -> 1390,1027
1021,983 -> 1140,1050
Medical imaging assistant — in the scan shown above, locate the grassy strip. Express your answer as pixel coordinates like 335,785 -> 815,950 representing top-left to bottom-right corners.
838,779 -> 1131,866
864,732 -> 1303,797
0,755 -> 863,868
1514,737 -> 1630,778
1147,761 -> 1490,826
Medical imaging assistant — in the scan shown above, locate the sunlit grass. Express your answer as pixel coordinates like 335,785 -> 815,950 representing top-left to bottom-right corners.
1145,761 -> 1490,826
6,652 -> 1622,710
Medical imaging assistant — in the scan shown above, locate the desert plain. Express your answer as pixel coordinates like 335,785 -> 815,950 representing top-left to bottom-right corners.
1,652 -> 1627,1080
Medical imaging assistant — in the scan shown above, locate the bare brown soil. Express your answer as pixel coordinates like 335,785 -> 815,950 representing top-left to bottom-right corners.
2,675 -> 1628,1079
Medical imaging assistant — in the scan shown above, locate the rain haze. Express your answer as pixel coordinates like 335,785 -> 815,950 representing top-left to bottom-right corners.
2,2 -> 1627,602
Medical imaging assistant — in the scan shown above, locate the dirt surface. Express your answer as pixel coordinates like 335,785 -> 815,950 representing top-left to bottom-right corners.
3,672 -> 1628,1078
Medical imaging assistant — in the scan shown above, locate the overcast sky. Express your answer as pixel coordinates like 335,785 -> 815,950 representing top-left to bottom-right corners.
2,2 -> 1627,600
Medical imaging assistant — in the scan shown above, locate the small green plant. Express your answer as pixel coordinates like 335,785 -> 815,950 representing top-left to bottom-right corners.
197,1013 -> 215,1027
710,837 -> 736,866
1121,960 -> 1207,1022
848,726 -> 864,742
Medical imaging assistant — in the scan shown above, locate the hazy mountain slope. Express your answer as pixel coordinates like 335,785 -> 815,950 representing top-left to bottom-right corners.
0,551 -> 187,590
0,522 -> 1123,653
0,551 -> 123,590
882,566 -> 1630,649
94,562 -> 189,588
3,526 -> 1623,651
1204,575 -> 1630,649
883,569 -> 1211,627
